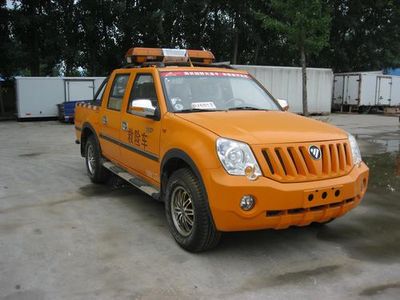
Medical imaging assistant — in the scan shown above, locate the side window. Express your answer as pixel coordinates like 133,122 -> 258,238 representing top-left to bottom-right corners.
94,78 -> 107,105
128,74 -> 158,111
107,74 -> 130,111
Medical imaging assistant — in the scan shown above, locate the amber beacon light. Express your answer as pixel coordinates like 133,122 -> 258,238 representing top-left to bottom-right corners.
125,47 -> 215,64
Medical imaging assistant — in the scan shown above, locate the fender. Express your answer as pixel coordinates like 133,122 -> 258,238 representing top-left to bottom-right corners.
161,148 -> 208,198
80,122 -> 101,157
160,148 -> 219,232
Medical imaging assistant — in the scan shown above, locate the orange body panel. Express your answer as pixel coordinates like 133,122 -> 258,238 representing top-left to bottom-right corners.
75,64 -> 369,232
203,162 -> 368,231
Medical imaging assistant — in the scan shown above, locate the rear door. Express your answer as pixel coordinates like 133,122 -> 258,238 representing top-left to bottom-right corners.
332,75 -> 344,105
344,75 -> 360,105
65,80 -> 95,102
99,72 -> 132,162
376,76 -> 392,105
119,72 -> 162,185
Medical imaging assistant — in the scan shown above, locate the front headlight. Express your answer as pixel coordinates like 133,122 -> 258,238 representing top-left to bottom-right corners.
216,138 -> 262,180
348,134 -> 362,166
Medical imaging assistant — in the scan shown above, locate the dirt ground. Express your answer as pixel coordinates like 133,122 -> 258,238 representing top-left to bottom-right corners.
0,114 -> 399,300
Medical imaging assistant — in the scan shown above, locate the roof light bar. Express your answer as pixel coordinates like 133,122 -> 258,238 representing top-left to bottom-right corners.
125,47 -> 215,65
162,49 -> 188,63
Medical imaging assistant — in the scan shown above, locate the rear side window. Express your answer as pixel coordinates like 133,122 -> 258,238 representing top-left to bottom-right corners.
94,78 -> 107,105
107,74 -> 130,111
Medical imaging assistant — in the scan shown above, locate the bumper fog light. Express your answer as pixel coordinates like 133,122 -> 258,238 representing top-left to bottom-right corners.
244,164 -> 259,180
240,195 -> 255,211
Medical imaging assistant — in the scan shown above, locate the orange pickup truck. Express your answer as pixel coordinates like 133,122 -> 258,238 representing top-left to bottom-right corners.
74,48 -> 369,252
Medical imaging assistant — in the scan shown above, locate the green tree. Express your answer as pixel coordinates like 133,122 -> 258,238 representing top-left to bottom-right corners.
4,0 -> 400,79
54,0 -> 82,76
78,0 -> 122,76
321,0 -> 400,72
0,0 -> 16,78
11,0 -> 61,76
257,0 -> 331,115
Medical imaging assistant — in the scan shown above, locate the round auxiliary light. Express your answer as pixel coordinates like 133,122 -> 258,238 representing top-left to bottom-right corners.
240,195 -> 255,211
244,164 -> 259,180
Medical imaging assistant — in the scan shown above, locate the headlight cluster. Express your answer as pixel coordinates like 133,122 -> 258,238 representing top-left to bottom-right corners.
216,138 -> 261,180
348,134 -> 362,166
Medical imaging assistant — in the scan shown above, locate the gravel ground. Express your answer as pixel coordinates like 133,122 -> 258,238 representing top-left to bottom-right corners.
0,114 -> 399,300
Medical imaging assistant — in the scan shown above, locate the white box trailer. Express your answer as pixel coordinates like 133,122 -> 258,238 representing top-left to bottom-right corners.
332,72 -> 400,111
234,65 -> 333,114
15,76 -> 106,119
392,76 -> 400,106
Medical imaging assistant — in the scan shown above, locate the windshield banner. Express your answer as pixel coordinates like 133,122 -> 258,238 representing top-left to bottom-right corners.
160,71 -> 249,78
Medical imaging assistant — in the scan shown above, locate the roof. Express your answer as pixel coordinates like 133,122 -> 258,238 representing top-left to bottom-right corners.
116,65 -> 248,75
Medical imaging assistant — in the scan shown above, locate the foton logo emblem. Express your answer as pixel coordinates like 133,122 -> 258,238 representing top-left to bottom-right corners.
309,145 -> 321,160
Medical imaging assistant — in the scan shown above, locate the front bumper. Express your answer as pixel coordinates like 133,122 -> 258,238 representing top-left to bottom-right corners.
203,162 -> 369,232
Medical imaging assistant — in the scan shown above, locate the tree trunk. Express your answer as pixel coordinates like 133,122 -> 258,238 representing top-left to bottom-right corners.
254,39 -> 260,64
0,87 -> 5,116
30,22 -> 41,76
300,45 -> 308,116
65,59 -> 73,76
232,12 -> 239,64
27,3 -> 41,76
232,28 -> 239,64
30,43 -> 40,75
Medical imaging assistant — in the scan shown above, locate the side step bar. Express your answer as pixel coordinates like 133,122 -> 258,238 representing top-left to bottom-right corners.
103,161 -> 160,199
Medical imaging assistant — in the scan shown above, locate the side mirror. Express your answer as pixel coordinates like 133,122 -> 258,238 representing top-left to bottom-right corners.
129,99 -> 158,119
277,99 -> 289,111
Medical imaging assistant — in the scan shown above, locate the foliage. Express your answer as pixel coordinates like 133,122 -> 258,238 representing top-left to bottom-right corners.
256,0 -> 331,56
256,0 -> 331,115
0,0 -> 15,77
1,0 -> 400,77
320,0 -> 400,72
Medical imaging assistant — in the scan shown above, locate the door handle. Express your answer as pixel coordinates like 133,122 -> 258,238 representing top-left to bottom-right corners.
121,121 -> 128,131
102,115 -> 107,125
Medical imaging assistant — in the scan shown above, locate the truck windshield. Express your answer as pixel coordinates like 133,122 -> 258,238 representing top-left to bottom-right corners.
160,71 -> 281,112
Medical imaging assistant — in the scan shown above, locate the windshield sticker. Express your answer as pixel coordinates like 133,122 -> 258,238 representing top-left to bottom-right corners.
171,97 -> 184,110
170,97 -> 181,105
160,71 -> 249,78
174,103 -> 184,110
191,102 -> 217,110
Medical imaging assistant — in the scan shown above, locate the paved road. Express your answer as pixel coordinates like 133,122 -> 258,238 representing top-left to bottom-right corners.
0,114 -> 399,299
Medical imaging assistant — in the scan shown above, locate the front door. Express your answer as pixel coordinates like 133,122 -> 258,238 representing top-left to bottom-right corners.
99,72 -> 131,162
119,73 -> 161,186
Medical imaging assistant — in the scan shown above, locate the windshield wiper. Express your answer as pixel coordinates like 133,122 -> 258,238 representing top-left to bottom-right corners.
176,108 -> 222,113
228,106 -> 265,111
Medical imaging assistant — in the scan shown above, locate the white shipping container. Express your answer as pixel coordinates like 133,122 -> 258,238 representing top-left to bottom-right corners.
392,76 -> 400,106
15,77 -> 106,119
333,72 -> 400,108
234,65 -> 333,114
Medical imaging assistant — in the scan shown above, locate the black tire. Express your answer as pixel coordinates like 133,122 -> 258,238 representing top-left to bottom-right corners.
85,135 -> 109,184
165,168 -> 221,252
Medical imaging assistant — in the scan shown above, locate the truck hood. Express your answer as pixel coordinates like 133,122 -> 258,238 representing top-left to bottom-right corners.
176,111 -> 348,144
